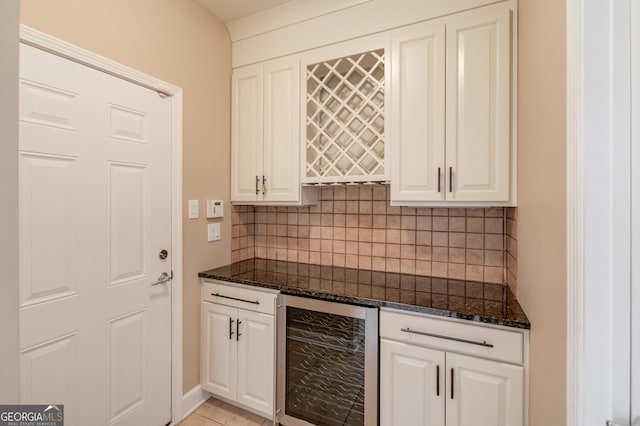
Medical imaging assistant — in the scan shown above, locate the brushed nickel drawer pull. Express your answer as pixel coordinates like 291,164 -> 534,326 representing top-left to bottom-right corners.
212,293 -> 260,305
400,327 -> 494,348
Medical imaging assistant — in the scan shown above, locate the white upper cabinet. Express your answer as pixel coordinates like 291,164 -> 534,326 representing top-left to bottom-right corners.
390,2 -> 515,206
232,57 -> 315,204
390,21 -> 446,202
445,6 -> 512,202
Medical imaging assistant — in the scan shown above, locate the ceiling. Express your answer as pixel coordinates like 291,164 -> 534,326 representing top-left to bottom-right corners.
197,0 -> 294,23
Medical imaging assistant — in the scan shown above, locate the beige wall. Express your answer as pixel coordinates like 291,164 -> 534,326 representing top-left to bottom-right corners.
517,0 -> 567,424
0,0 -> 20,404
20,0 -> 232,393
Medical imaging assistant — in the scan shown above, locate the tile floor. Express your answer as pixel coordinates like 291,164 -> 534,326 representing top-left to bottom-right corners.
178,398 -> 272,426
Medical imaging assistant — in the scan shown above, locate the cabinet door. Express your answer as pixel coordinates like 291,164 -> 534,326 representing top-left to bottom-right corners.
263,57 -> 300,202
380,339 -> 445,426
390,21 -> 446,203
236,309 -> 275,418
446,353 -> 524,426
231,64 -> 263,202
445,5 -> 512,202
201,303 -> 238,400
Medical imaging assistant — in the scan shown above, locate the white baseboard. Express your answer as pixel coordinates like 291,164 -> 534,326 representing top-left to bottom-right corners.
181,385 -> 212,420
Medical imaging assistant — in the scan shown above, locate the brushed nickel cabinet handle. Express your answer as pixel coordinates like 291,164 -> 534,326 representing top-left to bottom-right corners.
400,327 -> 494,348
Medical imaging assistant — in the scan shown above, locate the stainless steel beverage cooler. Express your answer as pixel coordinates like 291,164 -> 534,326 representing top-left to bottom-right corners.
276,294 -> 378,426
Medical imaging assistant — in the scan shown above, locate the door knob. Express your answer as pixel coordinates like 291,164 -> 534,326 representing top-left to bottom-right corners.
151,271 -> 173,286
159,249 -> 168,260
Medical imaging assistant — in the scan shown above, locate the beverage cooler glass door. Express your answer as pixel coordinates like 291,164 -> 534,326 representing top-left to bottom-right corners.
276,294 -> 379,426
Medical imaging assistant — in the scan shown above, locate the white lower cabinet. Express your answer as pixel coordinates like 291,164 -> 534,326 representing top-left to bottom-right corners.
201,280 -> 277,419
380,310 -> 526,426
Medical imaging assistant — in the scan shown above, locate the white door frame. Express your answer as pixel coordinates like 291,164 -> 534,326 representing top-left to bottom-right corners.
18,26 -> 185,423
566,1 -> 633,426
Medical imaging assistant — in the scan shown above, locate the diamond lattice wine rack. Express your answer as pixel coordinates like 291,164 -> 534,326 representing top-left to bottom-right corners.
304,48 -> 387,184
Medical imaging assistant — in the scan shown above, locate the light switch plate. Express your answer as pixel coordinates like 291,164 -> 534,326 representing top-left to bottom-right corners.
207,223 -> 221,242
188,200 -> 199,219
206,200 -> 224,218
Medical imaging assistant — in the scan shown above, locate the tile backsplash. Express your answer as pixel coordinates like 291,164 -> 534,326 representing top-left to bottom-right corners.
232,185 -> 518,288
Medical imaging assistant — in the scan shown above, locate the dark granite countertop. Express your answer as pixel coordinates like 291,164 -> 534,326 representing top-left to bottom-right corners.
199,258 -> 530,330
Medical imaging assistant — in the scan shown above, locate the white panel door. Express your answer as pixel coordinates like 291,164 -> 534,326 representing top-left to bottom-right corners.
201,303 -> 237,401
263,57 -> 300,202
231,64 -> 263,202
446,353 -> 523,426
445,4 -> 511,202
379,339 -> 445,426
236,309 -> 275,417
19,43 -> 172,426
390,21 -> 446,203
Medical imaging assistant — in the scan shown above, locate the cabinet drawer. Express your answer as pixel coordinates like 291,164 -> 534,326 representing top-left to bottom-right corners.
380,310 -> 524,365
203,280 -> 278,315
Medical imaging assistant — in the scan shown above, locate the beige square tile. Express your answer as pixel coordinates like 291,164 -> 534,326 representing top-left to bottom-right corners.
334,200 -> 346,214
401,230 -> 416,245
358,242 -> 372,256
309,251 -> 321,264
415,260 -> 432,276
288,250 -> 299,262
465,265 -> 484,282
386,258 -> 400,273
433,216 -> 449,231
333,240 -> 346,254
373,201 -> 387,214
371,257 -> 386,271
485,207 -> 504,217
432,247 -> 449,262
309,213 -> 321,226
333,227 -> 346,240
346,186 -> 360,200
321,226 -> 333,240
416,207 -> 432,216
346,200 -> 359,214
432,231 -> 448,247
359,186 -> 373,200
401,259 -> 416,274
485,234 -> 504,250
359,200 -> 372,214
334,214 -> 346,227
449,208 -> 466,217
255,247 -> 267,258
346,227 -> 359,241
466,249 -> 484,265
287,238 -> 298,250
333,254 -> 346,267
344,254 -> 357,268
359,256 -> 372,270
372,214 -> 387,229
485,250 -> 504,267
372,243 -> 386,257
416,231 -> 432,245
449,248 -> 466,264
321,252 -> 333,265
484,266 -> 504,284
320,239 -> 332,253
386,244 -> 401,258
449,232 -> 466,248
297,250 -> 309,263
416,216 -> 432,231
448,263 -> 465,280
359,228 -> 373,242
359,215 -> 373,228
387,204 -> 402,215
309,239 -> 321,252
372,229 -> 386,243
465,208 -> 484,217
298,238 -> 310,250
449,217 -> 466,232
431,262 -> 448,278
401,206 -> 417,216
401,215 -> 416,230
346,214 -> 359,227
485,218 -> 504,234
416,245 -> 432,261
386,229 -> 401,244
373,185 -> 387,200
346,241 -> 359,255
466,217 -> 484,233
386,215 -> 401,229
401,244 -> 416,259
334,186 -> 346,200
433,208 -> 448,216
